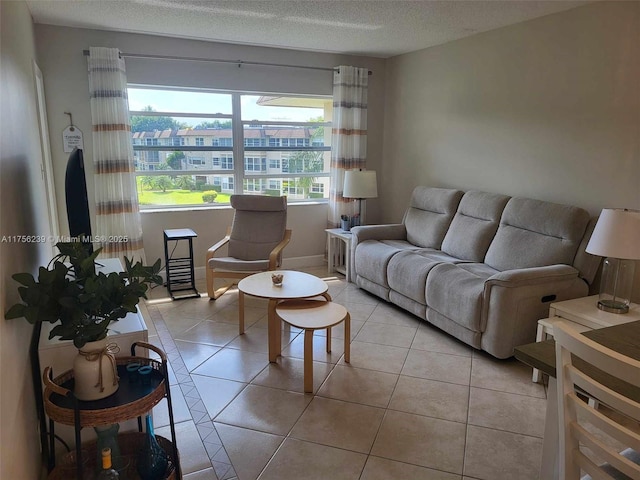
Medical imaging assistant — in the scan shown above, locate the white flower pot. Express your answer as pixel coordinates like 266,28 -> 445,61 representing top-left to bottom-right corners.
73,338 -> 119,401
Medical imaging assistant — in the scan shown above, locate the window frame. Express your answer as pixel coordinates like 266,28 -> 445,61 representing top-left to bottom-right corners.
130,88 -> 331,209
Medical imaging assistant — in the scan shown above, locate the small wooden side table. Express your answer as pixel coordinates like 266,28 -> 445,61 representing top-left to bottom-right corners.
164,228 -> 199,300
276,300 -> 350,393
325,228 -> 353,282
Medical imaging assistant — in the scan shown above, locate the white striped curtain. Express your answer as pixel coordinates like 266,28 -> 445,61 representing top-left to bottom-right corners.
88,47 -> 145,263
329,66 -> 369,227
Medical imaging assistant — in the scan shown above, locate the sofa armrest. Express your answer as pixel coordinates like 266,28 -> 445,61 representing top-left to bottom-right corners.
485,264 -> 580,287
351,224 -> 406,245
480,264 -> 588,358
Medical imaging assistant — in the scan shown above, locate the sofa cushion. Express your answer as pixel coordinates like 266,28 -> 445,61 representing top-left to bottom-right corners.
441,191 -> 510,262
354,240 -> 402,287
387,250 -> 454,305
404,187 -> 464,248
380,239 -> 422,250
426,263 -> 499,332
485,197 -> 590,272
209,257 -> 270,271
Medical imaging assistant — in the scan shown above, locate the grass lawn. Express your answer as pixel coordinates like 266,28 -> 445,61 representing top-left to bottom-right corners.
139,189 -> 231,206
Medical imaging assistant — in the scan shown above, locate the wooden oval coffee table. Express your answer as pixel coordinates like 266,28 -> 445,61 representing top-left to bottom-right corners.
238,270 -> 330,362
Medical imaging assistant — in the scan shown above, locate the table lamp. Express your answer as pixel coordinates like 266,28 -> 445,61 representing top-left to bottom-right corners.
585,208 -> 640,313
343,169 -> 377,226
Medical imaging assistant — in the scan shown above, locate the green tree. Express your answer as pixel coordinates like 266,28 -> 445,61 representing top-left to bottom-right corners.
193,120 -> 232,129
166,151 -> 185,170
151,176 -> 173,192
287,124 -> 325,197
140,176 -> 154,191
130,106 -> 187,133
174,176 -> 195,190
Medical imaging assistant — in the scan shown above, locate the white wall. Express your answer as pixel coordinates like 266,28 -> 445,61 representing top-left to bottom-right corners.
0,2 -> 54,478
34,25 -> 386,267
381,1 -> 640,298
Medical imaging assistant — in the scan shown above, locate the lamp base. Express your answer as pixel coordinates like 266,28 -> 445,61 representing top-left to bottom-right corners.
597,299 -> 629,314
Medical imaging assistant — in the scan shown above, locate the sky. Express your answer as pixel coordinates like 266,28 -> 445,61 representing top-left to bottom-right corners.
127,88 -> 325,126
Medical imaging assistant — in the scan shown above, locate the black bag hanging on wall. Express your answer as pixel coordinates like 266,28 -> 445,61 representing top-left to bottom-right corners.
65,147 -> 92,251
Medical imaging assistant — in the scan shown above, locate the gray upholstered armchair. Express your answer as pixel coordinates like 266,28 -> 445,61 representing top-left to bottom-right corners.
206,195 -> 292,299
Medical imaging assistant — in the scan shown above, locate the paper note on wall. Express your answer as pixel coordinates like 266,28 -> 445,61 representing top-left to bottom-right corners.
62,125 -> 84,153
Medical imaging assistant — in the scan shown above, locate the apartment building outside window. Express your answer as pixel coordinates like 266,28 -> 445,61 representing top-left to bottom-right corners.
128,87 -> 331,208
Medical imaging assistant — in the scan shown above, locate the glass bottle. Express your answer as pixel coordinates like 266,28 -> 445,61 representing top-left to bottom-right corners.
94,424 -> 122,473
97,448 -> 119,479
136,414 -> 169,480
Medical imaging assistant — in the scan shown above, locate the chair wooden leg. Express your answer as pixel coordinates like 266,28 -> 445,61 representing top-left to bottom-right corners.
206,268 -> 215,298
532,322 -> 546,382
211,283 -> 234,300
326,327 -> 332,353
238,291 -> 245,335
344,313 -> 350,363
304,329 -> 314,393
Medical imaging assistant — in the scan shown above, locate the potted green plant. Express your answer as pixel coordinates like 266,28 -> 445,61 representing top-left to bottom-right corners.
5,241 -> 162,400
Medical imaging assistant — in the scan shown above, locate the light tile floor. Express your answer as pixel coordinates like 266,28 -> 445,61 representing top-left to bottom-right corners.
146,267 -> 547,480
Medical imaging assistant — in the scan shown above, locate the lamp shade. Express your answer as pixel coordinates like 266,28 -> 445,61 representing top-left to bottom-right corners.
585,208 -> 640,260
343,170 -> 378,199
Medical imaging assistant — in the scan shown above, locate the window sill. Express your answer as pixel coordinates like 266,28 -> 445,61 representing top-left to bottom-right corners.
140,199 -> 327,214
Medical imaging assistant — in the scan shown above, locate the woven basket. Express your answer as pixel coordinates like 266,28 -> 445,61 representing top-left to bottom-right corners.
48,431 -> 179,480
44,356 -> 166,427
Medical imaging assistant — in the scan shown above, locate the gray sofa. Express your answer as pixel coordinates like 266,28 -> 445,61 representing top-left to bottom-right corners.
351,187 -> 600,358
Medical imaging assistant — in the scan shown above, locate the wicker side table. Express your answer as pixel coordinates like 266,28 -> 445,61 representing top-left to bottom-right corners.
43,342 -> 181,479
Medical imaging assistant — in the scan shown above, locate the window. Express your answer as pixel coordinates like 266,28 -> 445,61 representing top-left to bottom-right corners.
268,179 -> 281,191
129,87 -> 331,208
213,138 -> 232,147
244,178 -> 264,192
245,138 -> 266,147
222,176 -> 234,191
220,155 -> 233,170
268,159 -> 280,170
284,180 -> 303,196
244,157 -> 266,173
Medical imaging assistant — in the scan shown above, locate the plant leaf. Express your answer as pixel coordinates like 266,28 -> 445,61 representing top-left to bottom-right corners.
12,273 -> 36,287
4,303 -> 26,319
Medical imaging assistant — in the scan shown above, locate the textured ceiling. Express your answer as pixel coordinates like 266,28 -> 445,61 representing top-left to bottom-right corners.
26,0 -> 591,58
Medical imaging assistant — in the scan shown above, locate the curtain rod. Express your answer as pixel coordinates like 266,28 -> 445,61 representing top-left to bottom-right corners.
82,50 -> 372,75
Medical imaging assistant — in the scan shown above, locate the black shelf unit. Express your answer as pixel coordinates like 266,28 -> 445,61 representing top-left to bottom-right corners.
163,228 -> 199,300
